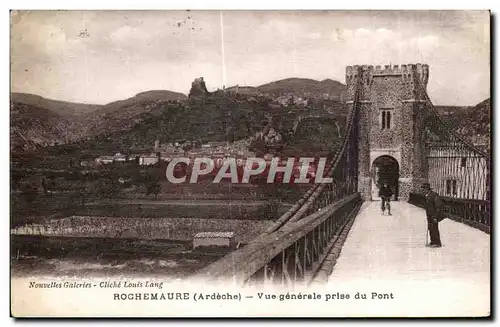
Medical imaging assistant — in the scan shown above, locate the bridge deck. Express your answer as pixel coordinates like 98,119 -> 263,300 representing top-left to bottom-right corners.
326,201 -> 490,317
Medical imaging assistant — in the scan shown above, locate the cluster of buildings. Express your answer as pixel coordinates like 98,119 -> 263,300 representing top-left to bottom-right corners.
275,95 -> 309,107
93,140 -> 257,167
254,126 -> 283,146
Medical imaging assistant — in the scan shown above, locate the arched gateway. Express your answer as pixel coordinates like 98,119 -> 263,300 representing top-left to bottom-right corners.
371,155 -> 399,201
346,64 -> 429,201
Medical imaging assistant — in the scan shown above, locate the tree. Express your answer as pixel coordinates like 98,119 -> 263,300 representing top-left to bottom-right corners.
93,178 -> 121,200
70,183 -> 92,208
144,167 -> 163,200
41,177 -> 48,195
249,138 -> 267,154
182,143 -> 193,152
146,181 -> 161,200
20,182 -> 38,204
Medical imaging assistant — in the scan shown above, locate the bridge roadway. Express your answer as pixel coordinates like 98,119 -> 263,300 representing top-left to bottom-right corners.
324,201 -> 490,317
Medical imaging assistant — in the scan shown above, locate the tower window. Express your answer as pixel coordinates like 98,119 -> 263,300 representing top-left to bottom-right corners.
380,109 -> 393,130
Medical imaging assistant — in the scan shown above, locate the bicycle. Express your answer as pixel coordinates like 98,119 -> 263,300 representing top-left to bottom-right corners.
381,196 -> 392,215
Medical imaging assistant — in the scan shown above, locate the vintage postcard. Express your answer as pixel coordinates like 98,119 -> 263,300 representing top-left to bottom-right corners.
10,10 -> 491,317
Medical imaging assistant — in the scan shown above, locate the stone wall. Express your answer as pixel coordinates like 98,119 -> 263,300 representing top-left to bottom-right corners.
11,216 -> 273,244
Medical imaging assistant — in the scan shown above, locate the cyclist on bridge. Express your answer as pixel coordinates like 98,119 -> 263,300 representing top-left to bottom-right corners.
379,182 -> 393,215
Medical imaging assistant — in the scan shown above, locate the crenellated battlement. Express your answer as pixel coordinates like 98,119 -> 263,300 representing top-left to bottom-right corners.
346,63 -> 429,87
372,64 -> 427,76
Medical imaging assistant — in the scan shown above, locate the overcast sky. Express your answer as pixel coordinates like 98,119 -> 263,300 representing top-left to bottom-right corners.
11,10 -> 490,106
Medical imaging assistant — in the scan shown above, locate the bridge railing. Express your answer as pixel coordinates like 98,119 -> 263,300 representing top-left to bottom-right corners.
408,193 -> 490,234
196,193 -> 362,286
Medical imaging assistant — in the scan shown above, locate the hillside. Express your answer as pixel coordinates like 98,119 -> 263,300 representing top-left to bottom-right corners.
52,80 -> 348,158
435,99 -> 490,148
434,105 -> 473,127
80,90 -> 188,137
76,77 -> 346,155
75,93 -> 277,155
10,102 -> 77,151
11,93 -> 103,116
455,98 -> 490,147
10,90 -> 189,150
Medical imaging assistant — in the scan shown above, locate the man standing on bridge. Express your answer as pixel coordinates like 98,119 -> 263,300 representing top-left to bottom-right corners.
379,182 -> 393,215
422,183 -> 443,248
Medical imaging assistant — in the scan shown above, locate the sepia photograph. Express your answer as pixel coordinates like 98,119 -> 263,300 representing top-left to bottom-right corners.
9,9 -> 491,317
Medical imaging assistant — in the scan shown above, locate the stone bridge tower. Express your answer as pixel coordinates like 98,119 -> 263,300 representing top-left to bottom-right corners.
345,64 -> 429,201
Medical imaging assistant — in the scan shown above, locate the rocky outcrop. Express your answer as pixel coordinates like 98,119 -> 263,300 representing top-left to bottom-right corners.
188,77 -> 210,99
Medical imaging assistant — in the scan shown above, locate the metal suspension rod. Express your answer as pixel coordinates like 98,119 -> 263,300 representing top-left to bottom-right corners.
412,66 -> 490,160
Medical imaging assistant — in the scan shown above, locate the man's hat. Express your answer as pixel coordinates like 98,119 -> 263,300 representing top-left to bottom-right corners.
421,183 -> 431,189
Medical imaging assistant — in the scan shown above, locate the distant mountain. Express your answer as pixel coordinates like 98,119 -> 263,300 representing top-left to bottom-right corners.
256,78 -> 347,100
11,93 -> 103,116
224,86 -> 260,96
225,78 -> 347,100
81,90 -> 188,138
95,90 -> 187,115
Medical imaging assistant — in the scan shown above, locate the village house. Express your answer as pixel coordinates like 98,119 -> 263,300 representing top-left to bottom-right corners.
138,153 -> 159,166
79,159 -> 94,167
160,151 -> 184,162
128,154 -> 140,162
113,153 -> 127,163
95,156 -> 114,165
